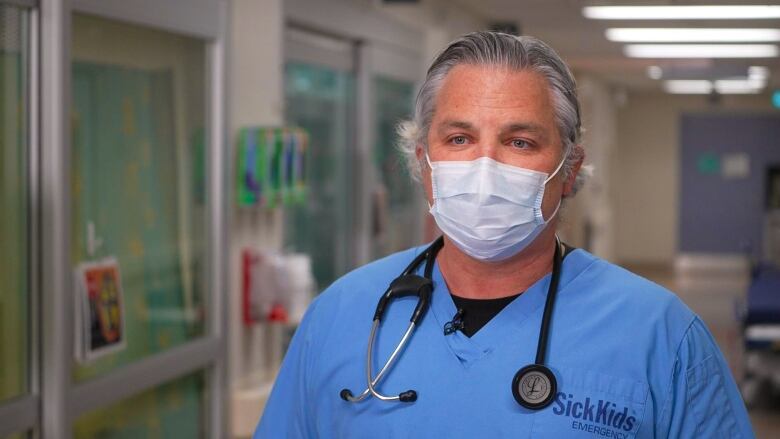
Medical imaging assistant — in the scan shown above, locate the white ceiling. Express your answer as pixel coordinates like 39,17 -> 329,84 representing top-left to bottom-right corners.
454,0 -> 780,92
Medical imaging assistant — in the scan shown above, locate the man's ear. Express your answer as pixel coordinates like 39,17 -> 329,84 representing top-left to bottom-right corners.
416,144 -> 429,172
563,145 -> 584,197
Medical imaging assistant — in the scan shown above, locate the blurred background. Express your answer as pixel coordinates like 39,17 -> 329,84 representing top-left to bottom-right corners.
2,0 -> 780,437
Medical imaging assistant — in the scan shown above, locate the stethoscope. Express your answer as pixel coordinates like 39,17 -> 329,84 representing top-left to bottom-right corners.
340,235 -> 565,410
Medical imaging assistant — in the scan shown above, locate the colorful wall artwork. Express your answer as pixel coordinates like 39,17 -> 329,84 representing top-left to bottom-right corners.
237,127 -> 308,208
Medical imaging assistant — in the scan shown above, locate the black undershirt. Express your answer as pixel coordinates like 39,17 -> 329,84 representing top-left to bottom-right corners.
447,244 -> 576,338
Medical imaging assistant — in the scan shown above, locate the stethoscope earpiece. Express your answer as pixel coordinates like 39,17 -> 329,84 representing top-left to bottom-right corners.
511,364 -> 557,410
398,390 -> 418,402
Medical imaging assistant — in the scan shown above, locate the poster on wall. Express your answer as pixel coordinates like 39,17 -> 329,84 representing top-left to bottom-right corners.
237,126 -> 308,208
291,129 -> 308,205
74,257 -> 126,362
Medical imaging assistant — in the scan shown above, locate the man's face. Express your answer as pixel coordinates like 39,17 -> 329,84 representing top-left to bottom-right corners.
418,64 -> 579,221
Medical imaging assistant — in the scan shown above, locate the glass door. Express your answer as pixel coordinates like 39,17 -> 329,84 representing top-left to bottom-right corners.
69,13 -> 209,437
369,43 -> 424,258
32,1 -> 225,438
283,28 -> 357,290
0,1 -> 29,404
371,75 -> 419,258
0,2 -> 33,437
0,1 -> 226,438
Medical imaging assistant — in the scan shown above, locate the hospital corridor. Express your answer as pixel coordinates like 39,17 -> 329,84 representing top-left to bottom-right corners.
2,0 -> 780,438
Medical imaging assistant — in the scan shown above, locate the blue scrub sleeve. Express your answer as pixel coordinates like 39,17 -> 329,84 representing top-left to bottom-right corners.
254,297 -> 322,439
656,317 -> 754,438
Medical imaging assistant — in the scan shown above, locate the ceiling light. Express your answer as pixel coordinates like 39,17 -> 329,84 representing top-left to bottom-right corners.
748,66 -> 769,80
606,28 -> 780,43
625,44 -> 779,58
584,5 -> 780,20
663,79 -> 766,94
647,65 -> 663,79
663,80 -> 712,94
715,79 -> 764,94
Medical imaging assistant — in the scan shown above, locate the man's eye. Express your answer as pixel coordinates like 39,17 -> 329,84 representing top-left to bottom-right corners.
511,139 -> 530,149
450,136 -> 468,145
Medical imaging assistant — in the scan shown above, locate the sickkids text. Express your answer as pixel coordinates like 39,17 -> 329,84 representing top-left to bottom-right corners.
552,392 -> 638,437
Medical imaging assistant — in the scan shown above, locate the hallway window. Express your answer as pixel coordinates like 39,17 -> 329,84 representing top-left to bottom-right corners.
0,3 -> 29,405
74,372 -> 205,438
372,75 -> 419,258
284,60 -> 356,290
70,13 -> 207,382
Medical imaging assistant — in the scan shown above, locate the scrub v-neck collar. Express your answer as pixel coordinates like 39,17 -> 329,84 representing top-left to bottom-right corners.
427,249 -> 594,367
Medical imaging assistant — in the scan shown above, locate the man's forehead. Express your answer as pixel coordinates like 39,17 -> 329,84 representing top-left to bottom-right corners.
429,64 -> 558,139
435,65 -> 553,109
440,64 -> 550,91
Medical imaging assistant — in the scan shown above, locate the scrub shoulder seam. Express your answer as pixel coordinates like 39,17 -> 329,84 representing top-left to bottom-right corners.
654,315 -> 698,432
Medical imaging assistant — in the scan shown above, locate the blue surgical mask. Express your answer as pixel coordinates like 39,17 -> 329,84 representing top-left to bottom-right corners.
427,154 -> 565,262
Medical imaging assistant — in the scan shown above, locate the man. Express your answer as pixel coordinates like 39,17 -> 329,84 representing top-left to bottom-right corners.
256,32 -> 754,438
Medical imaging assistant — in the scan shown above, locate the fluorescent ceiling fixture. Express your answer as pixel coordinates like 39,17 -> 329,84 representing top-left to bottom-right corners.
664,80 -> 713,94
716,79 -> 764,93
663,79 -> 766,94
625,44 -> 779,58
749,66 -> 769,80
606,28 -> 780,43
647,65 -> 663,79
584,5 -> 780,20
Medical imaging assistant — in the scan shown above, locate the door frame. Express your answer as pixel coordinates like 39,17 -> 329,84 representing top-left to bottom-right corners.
284,0 -> 425,268
0,1 -> 232,438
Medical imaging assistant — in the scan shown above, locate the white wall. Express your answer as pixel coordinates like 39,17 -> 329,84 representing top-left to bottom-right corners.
228,0 -> 285,435
612,91 -> 774,265
378,0 -> 488,73
560,75 -> 618,262
229,0 -> 284,380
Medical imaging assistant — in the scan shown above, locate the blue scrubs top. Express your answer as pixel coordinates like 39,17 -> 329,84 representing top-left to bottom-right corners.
255,246 -> 754,438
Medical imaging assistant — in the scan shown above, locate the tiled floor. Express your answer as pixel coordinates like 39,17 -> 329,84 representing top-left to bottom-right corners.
628,264 -> 780,438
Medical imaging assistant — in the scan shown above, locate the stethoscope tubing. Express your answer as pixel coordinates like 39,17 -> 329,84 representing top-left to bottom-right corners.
535,238 -> 562,365
342,236 -> 563,407
366,320 -> 417,401
343,320 -> 416,402
341,240 -> 442,402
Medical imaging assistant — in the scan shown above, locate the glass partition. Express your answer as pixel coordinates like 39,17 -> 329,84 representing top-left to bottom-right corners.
70,14 -> 207,381
284,61 -> 356,290
0,3 -> 29,404
73,372 -> 205,438
371,75 -> 420,258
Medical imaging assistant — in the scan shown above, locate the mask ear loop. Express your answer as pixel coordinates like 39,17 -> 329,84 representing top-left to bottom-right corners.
543,155 -> 567,185
542,156 -> 567,222
424,152 -> 434,210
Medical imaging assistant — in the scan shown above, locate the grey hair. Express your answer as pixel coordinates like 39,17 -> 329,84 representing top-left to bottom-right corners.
397,31 -> 587,195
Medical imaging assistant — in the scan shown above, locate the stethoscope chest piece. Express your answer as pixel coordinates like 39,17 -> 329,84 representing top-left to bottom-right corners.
512,364 -> 557,410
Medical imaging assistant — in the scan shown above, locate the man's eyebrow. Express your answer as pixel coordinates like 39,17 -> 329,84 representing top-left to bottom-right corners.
500,122 -> 546,134
437,120 -> 475,133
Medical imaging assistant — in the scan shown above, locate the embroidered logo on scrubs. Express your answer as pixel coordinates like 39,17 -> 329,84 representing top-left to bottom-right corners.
552,392 -> 637,437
